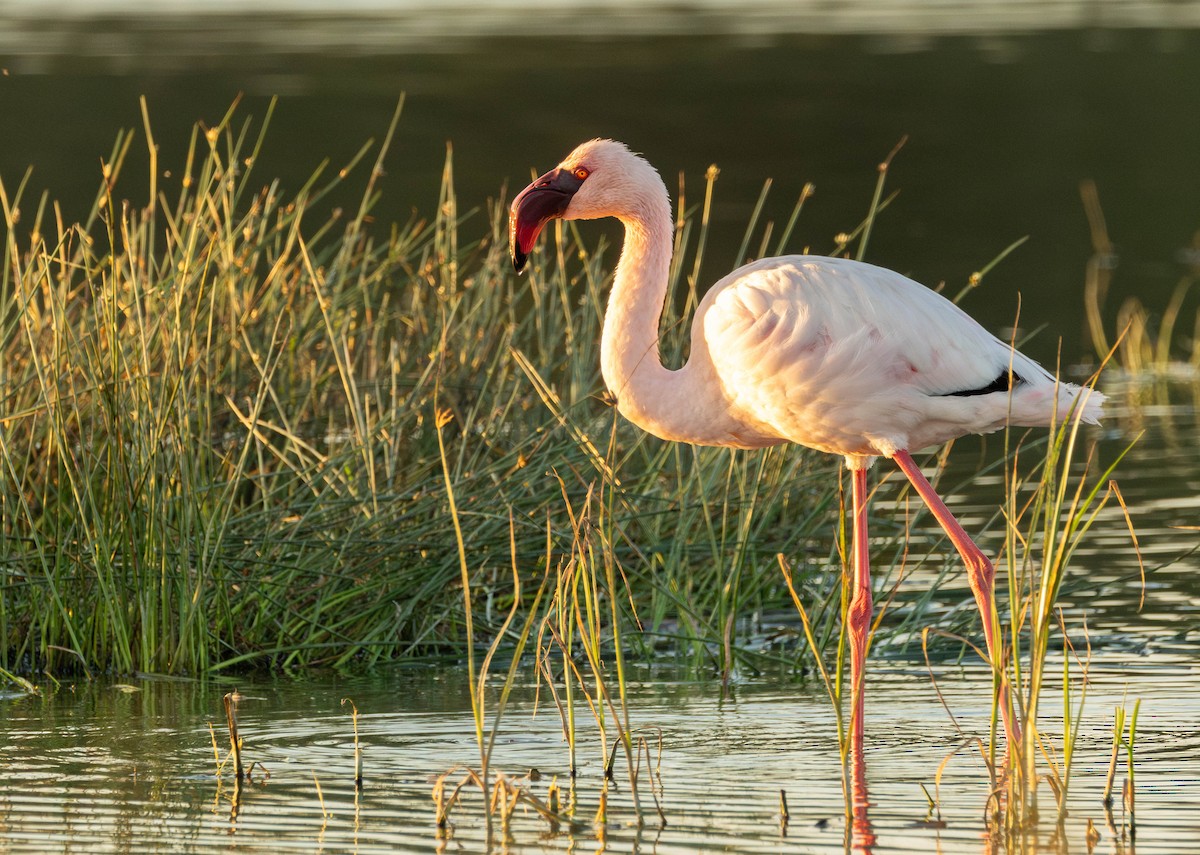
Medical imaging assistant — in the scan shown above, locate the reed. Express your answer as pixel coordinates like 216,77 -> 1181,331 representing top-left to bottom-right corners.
222,690 -> 245,782
992,372 -> 1134,833
0,100 -> 851,678
1124,699 -> 1141,828
432,404 -> 550,839
341,698 -> 363,788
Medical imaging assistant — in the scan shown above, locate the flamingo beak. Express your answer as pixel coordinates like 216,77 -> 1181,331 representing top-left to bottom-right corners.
509,167 -> 585,273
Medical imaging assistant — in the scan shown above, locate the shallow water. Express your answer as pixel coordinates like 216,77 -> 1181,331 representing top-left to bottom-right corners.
1,318 -> 1196,855
0,395 -> 1196,853
2,653 -> 1198,853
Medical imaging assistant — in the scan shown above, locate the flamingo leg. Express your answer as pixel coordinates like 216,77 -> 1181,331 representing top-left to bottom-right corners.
890,449 -> 1021,748
847,465 -> 873,756
845,465 -> 875,845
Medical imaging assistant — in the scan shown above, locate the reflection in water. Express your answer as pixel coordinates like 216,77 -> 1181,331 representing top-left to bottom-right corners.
850,744 -> 878,854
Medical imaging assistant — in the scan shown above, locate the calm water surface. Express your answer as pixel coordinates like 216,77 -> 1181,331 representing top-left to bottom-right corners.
2,653 -> 1199,853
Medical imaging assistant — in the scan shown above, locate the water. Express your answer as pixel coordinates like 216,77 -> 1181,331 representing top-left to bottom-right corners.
2,655 -> 1199,853
2,3 -> 1199,851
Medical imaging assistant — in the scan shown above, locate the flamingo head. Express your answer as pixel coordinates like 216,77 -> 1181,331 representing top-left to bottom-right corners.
509,139 -> 660,273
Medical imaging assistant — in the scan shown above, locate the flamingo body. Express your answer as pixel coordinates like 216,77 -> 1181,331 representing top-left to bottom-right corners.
509,138 -> 1105,759
510,139 -> 1101,466
699,254 -> 1099,463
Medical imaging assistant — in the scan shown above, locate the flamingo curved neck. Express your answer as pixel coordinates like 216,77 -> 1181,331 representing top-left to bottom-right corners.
598,188 -> 742,446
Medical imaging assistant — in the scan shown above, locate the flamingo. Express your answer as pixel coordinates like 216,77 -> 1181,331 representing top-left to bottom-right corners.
508,139 -> 1104,756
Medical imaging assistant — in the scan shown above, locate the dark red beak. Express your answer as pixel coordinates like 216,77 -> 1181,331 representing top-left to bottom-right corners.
509,167 -> 586,273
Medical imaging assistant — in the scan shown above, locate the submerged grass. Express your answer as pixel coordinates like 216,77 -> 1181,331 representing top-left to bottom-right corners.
0,101 -> 845,678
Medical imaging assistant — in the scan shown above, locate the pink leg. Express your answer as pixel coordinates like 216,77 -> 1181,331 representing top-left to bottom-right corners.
847,466 -> 873,756
890,450 -> 1021,748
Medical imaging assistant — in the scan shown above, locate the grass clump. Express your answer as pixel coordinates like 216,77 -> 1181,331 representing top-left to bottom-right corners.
0,100 -> 841,678
997,392 -> 1131,827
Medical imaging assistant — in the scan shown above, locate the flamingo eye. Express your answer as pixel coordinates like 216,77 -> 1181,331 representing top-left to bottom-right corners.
572,167 -> 590,181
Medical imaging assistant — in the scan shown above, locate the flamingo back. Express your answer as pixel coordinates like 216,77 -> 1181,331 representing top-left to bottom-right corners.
700,256 -> 1104,460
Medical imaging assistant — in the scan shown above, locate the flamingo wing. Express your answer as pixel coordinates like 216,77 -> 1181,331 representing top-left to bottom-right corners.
700,256 -> 1084,458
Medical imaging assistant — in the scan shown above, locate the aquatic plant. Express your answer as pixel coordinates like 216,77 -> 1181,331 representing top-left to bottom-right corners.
341,697 -> 363,789
0,100 -> 843,677
431,405 -> 550,839
1103,697 -> 1142,840
988,364 -> 1135,834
